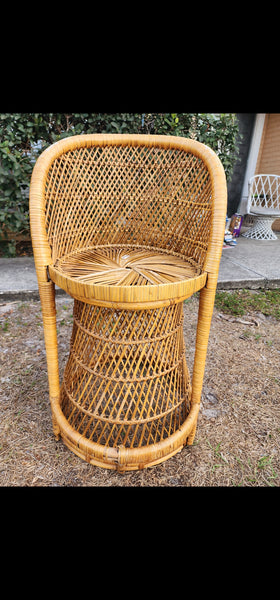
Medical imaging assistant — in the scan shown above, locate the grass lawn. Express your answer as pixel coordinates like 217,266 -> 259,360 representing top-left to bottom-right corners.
1,289 -> 279,486
215,288 -> 280,320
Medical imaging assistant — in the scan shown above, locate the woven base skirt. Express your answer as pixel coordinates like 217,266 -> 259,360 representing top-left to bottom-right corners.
57,299 -> 192,470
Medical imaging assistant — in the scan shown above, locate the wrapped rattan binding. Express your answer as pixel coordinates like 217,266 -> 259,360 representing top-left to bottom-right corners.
29,134 -> 227,471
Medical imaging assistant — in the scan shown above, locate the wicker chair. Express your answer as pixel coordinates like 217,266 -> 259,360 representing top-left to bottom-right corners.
242,174 -> 280,240
29,134 -> 227,471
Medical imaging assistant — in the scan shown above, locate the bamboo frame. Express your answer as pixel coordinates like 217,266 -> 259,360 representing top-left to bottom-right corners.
29,134 -> 227,471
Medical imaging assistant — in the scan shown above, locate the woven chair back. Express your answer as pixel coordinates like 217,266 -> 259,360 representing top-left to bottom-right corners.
43,136 -> 213,268
248,174 -> 280,215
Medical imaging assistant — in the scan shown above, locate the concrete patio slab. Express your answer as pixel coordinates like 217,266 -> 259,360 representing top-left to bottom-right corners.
217,235 -> 280,289
0,234 -> 279,301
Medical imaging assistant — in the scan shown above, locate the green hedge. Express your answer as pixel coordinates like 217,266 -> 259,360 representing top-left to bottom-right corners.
0,113 -> 240,255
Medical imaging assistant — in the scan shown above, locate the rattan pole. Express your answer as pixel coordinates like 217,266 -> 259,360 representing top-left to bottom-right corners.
38,280 -> 60,439
187,284 -> 215,444
187,157 -> 227,445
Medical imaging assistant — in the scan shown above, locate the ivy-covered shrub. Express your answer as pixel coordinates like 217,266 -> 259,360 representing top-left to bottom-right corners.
0,113 -> 240,255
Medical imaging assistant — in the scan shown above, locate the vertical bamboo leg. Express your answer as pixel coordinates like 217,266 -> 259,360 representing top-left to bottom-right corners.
187,422 -> 198,446
38,280 -> 61,439
187,280 -> 216,445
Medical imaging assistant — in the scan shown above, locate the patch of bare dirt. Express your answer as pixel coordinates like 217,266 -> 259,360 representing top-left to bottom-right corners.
0,295 -> 279,486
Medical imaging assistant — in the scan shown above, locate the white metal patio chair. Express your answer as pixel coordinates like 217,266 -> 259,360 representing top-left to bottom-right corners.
242,174 -> 280,240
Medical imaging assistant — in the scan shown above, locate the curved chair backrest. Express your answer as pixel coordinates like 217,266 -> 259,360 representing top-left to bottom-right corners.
30,134 -> 227,285
248,174 -> 280,215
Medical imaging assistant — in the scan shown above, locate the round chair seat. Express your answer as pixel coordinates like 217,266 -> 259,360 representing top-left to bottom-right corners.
49,244 -> 207,307
251,208 -> 280,217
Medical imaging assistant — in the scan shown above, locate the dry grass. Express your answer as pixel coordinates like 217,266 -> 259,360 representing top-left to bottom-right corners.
1,293 -> 279,487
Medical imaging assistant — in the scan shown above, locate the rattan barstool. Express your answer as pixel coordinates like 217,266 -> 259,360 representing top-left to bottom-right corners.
29,134 -> 227,471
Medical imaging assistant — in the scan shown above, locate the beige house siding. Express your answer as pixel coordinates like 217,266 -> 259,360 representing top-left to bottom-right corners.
255,114 -> 280,230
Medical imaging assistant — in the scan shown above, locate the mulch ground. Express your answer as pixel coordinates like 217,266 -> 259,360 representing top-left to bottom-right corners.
1,294 -> 279,487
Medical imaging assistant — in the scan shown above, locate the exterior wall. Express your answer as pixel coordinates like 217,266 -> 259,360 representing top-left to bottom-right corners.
255,114 -> 280,175
255,114 -> 280,230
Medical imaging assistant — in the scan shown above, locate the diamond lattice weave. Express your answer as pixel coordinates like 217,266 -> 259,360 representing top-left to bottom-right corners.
45,143 -> 212,269
60,300 -> 191,450
242,216 -> 279,240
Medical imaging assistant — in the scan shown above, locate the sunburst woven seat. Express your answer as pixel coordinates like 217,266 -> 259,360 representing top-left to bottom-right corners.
49,244 -> 206,305
29,134 -> 227,471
